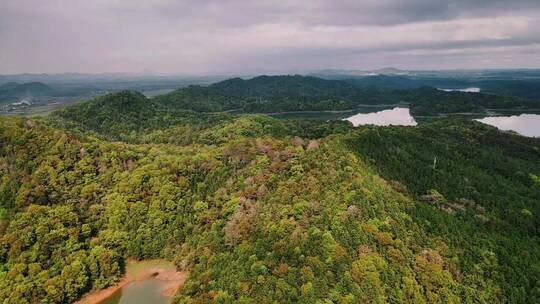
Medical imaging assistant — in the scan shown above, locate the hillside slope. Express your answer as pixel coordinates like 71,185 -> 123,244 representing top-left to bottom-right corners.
1,92 -> 539,303
346,120 -> 540,302
1,116 -> 468,303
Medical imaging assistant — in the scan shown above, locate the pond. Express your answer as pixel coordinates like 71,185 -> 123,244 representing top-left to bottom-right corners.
344,107 -> 417,127
77,260 -> 187,304
99,277 -> 181,304
100,279 -> 171,304
476,113 -> 540,137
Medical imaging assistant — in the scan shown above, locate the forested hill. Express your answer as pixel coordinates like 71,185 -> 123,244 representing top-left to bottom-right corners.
345,120 -> 540,302
51,90 -> 352,143
51,90 -> 232,141
53,91 -> 158,131
209,75 -> 364,100
0,82 -> 53,101
339,74 -> 540,101
154,75 -> 529,115
154,75 -> 384,112
405,87 -> 522,116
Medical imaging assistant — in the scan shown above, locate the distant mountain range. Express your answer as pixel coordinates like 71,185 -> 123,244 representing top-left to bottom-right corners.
2,72 -> 539,113
310,67 -> 411,77
0,82 -> 53,101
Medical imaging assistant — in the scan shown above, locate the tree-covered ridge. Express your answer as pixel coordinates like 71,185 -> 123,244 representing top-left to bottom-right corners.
153,75 -> 532,115
405,87 -> 522,116
51,90 -> 236,142
0,82 -> 54,102
345,119 -> 540,228
1,115 -> 493,303
154,85 -> 246,113
51,90 -> 353,144
153,75 -> 375,113
336,74 -> 540,101
345,119 -> 540,302
210,75 -> 364,100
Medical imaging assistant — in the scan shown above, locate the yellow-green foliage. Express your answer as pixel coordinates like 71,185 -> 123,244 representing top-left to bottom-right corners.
1,114 -> 537,303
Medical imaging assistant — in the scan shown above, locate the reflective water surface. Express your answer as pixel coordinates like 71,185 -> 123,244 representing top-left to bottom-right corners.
476,114 -> 540,137
89,260 -> 183,304
344,107 -> 417,127
438,87 -> 481,93
100,280 -> 170,304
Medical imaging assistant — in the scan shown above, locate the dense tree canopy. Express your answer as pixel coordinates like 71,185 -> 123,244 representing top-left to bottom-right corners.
346,119 -> 540,302
153,75 -> 530,115
405,87 -> 521,116
1,87 -> 539,303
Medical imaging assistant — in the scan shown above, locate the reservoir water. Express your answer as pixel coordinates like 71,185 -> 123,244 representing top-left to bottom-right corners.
97,260 -> 184,304
438,87 -> 481,93
344,107 -> 417,127
268,105 -> 393,120
100,280 -> 171,304
476,113 -> 540,137
250,106 -> 539,137
78,260 -> 186,304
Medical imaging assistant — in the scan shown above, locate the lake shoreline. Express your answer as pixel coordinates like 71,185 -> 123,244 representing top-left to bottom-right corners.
75,260 -> 188,304
222,103 -> 408,116
414,108 -> 540,119
74,276 -> 132,304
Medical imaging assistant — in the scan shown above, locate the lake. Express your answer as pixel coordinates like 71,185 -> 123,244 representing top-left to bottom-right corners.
344,107 -> 417,127
437,87 -> 481,93
476,113 -> 540,137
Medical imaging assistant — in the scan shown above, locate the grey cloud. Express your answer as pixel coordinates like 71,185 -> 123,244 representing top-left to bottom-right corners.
309,0 -> 540,26
0,0 -> 539,74
105,0 -> 540,27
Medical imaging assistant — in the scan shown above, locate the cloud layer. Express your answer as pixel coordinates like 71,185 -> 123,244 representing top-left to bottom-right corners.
1,0 -> 539,74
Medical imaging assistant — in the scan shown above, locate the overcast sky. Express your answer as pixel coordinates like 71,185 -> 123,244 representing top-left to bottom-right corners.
1,0 -> 539,74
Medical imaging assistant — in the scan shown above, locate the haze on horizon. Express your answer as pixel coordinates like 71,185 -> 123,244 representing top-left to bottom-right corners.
1,0 -> 540,75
